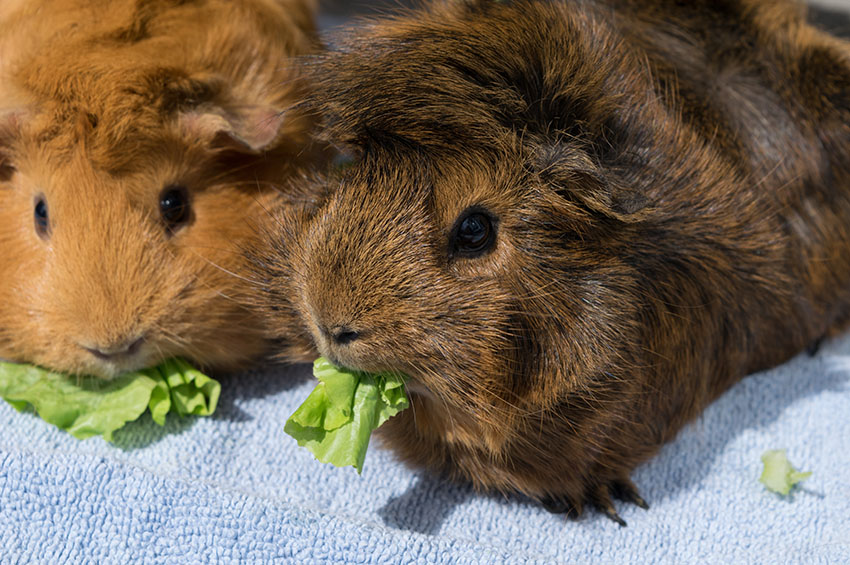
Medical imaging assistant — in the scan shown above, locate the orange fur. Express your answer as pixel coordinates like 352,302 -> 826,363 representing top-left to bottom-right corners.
0,0 -> 324,378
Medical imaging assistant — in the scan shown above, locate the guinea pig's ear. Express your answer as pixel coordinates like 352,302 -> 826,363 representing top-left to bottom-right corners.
536,143 -> 650,222
0,109 -> 24,182
178,105 -> 285,153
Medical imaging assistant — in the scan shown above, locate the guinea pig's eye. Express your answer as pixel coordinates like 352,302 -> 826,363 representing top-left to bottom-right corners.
450,207 -> 497,258
34,195 -> 50,239
159,184 -> 192,233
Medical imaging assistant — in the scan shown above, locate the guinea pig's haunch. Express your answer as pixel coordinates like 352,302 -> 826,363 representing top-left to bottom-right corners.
262,0 -> 850,523
0,0 -> 325,378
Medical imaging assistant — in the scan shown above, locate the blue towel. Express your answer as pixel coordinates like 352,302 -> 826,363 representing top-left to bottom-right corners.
1,330 -> 848,563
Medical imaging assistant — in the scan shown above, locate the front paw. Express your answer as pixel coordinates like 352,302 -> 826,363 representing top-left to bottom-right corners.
540,476 -> 649,527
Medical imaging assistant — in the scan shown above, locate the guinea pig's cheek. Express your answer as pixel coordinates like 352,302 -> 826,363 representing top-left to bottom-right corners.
447,232 -> 513,279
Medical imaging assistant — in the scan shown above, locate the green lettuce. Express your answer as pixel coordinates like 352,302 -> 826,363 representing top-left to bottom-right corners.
0,358 -> 220,441
759,449 -> 812,495
284,357 -> 409,473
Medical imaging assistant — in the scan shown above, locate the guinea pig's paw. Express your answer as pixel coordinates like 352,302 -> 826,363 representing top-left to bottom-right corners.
590,478 -> 650,527
541,477 -> 648,527
806,336 -> 824,357
610,477 -> 650,511
540,494 -> 583,519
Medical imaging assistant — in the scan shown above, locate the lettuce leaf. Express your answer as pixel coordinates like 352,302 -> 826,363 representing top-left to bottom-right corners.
0,358 -> 220,441
284,357 -> 409,473
760,449 -> 812,495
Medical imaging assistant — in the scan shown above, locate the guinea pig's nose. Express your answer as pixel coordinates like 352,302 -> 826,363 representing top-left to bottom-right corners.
83,336 -> 145,360
329,326 -> 360,346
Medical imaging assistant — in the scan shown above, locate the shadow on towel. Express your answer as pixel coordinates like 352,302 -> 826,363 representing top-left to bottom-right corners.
212,361 -> 313,423
111,410 -> 199,449
378,474 -> 474,535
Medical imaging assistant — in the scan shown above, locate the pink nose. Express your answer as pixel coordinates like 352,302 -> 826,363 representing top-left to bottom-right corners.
82,336 -> 144,361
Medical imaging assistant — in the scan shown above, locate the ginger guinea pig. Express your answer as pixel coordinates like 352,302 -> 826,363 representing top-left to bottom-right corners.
0,0 -> 324,378
259,0 -> 850,523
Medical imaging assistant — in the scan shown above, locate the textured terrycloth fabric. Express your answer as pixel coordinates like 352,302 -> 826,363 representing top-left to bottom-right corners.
1,332 -> 848,564
3,3 -> 849,561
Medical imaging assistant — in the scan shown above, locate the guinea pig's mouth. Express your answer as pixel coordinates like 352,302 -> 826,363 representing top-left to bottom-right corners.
84,357 -> 153,380
322,352 -> 435,402
82,337 -> 145,363
77,338 -> 156,380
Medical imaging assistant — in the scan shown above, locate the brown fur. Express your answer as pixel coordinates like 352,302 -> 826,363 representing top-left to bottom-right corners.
0,0 -> 324,378
259,0 -> 850,521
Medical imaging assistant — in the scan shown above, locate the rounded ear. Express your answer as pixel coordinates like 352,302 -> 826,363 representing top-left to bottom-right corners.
536,143 -> 650,222
155,70 -> 286,153
0,109 -> 25,182
178,105 -> 286,153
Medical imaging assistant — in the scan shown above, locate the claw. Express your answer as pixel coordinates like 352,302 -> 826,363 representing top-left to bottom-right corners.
807,336 -> 824,357
611,478 -> 649,510
590,484 -> 628,527
540,495 -> 582,518
600,505 -> 628,527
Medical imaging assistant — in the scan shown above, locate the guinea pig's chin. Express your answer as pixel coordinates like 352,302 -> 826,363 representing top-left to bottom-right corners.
79,353 -> 157,380
318,349 -> 428,392
322,352 -> 372,375
317,346 -> 365,374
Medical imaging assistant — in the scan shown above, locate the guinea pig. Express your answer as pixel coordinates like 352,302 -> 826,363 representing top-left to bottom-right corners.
258,0 -> 850,523
0,0 -> 324,378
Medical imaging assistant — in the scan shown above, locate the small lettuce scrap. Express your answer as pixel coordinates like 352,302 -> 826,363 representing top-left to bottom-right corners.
284,357 -> 409,473
0,358 -> 220,441
759,449 -> 812,495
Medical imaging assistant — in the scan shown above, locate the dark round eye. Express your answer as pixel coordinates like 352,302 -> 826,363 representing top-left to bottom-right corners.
159,185 -> 191,232
451,208 -> 496,258
34,196 -> 50,239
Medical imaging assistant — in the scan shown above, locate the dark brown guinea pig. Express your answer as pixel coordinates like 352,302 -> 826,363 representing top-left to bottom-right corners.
259,0 -> 850,523
0,0 -> 324,378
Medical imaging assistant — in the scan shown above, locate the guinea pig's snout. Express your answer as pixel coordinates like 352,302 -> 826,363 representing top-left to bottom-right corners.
316,320 -> 369,370
327,325 -> 361,346
311,315 -> 373,367
80,335 -> 145,362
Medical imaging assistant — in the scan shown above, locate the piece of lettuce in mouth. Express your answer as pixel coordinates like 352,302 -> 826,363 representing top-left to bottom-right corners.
0,358 -> 220,441
284,357 -> 409,474
759,449 -> 812,495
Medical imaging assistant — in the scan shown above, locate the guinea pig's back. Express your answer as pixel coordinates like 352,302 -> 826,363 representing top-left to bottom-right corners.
2,0 -> 318,104
607,0 -> 850,346
607,0 -> 846,179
